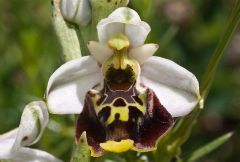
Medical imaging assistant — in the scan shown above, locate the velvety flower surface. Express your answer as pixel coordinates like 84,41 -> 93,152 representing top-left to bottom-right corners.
0,101 -> 62,162
47,7 -> 200,156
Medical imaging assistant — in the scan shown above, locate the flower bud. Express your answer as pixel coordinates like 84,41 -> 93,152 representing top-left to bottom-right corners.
61,0 -> 91,26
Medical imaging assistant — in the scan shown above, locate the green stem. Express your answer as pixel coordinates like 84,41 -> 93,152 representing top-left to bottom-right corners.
52,0 -> 82,62
73,25 -> 88,56
52,0 -> 91,161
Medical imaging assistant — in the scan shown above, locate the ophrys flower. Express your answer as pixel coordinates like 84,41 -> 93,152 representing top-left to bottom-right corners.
46,7 -> 200,157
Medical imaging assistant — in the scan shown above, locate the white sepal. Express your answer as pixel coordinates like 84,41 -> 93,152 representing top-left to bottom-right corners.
13,101 -> 49,149
87,41 -> 113,64
97,7 -> 151,47
13,147 -> 63,162
47,56 -> 101,114
61,0 -> 91,26
0,129 -> 17,159
129,44 -> 159,64
0,101 -> 62,162
141,56 -> 200,117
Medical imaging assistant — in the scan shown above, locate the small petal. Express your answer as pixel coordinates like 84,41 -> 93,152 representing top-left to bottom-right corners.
13,147 -> 63,162
87,41 -> 113,64
61,0 -> 91,26
97,7 -> 150,47
125,22 -> 151,47
47,56 -> 101,114
141,56 -> 200,117
13,101 -> 49,149
129,44 -> 159,64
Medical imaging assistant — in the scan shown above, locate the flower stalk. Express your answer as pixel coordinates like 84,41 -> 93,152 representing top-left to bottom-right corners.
52,0 -> 82,61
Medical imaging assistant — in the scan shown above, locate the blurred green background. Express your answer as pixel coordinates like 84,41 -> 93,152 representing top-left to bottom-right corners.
0,0 -> 239,161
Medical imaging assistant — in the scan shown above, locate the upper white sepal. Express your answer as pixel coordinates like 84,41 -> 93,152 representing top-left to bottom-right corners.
97,7 -> 151,47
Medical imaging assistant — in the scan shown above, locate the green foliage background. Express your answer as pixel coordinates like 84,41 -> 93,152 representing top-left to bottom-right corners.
0,0 -> 239,161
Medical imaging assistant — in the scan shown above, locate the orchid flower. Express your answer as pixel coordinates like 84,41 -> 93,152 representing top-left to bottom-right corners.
0,101 -> 62,162
46,7 -> 200,157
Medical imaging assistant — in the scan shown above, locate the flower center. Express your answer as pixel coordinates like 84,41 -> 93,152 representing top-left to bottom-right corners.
102,34 -> 139,91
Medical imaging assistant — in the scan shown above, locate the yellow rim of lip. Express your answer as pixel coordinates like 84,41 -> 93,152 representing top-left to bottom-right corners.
100,139 -> 134,153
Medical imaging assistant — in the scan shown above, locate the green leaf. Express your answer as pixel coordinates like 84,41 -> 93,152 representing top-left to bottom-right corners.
183,132 -> 233,162
52,0 -> 82,62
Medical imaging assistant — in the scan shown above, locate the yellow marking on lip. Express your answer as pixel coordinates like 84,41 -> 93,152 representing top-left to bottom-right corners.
100,139 -> 134,153
89,86 -> 148,126
90,93 -> 147,125
106,106 -> 129,124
